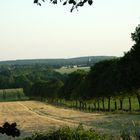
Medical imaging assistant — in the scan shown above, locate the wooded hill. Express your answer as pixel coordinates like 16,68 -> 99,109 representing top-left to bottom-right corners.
0,56 -> 115,68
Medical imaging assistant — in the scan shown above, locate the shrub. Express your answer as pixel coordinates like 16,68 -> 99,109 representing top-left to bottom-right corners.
24,124 -> 113,140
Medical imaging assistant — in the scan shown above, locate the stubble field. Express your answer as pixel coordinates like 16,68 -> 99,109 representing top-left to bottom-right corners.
0,101 -> 140,140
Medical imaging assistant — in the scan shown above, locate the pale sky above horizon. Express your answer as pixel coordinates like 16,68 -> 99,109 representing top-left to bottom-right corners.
0,0 -> 140,61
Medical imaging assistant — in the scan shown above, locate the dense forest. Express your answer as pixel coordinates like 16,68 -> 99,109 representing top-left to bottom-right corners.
0,25 -> 140,111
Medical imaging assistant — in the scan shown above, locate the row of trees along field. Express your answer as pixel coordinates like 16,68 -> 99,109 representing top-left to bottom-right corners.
27,24 -> 140,111
0,25 -> 140,111
29,24 -> 140,111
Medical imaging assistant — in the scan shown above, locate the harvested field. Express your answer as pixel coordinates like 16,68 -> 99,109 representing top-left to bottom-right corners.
0,101 -> 140,140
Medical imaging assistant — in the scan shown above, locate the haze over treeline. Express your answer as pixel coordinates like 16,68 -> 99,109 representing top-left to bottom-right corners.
0,0 -> 140,61
0,56 -> 115,67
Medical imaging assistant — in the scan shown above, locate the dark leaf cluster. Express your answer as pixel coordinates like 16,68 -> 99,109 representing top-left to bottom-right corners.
0,122 -> 20,137
34,0 -> 93,12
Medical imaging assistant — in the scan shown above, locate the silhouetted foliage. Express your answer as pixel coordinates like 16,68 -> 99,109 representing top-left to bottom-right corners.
0,122 -> 20,137
34,0 -> 93,12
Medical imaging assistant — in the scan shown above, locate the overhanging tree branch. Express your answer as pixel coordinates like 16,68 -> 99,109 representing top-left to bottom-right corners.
34,0 -> 93,12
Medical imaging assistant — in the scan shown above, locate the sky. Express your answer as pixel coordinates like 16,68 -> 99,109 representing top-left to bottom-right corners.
0,0 -> 140,61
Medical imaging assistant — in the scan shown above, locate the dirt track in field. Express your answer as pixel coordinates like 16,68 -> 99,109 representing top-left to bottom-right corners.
0,101 -> 140,140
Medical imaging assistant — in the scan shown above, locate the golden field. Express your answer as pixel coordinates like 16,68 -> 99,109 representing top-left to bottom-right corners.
0,101 -> 140,140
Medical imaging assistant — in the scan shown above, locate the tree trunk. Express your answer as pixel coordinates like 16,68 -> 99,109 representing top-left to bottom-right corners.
102,98 -> 105,111
94,102 -> 96,111
88,105 -> 91,112
119,99 -> 123,110
79,101 -> 82,110
128,97 -> 131,111
85,102 -> 87,111
83,102 -> 85,110
114,100 -> 117,111
97,100 -> 100,111
136,94 -> 140,111
82,102 -> 84,110
108,97 -> 111,111
80,101 -> 84,110
76,100 -> 78,109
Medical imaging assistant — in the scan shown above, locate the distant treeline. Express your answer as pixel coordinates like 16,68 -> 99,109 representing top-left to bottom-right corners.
0,88 -> 26,101
0,64 -> 65,90
0,56 -> 115,68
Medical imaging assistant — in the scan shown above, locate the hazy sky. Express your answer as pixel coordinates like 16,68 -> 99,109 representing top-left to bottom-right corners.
0,0 -> 140,60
